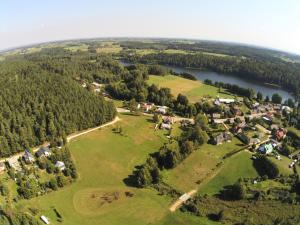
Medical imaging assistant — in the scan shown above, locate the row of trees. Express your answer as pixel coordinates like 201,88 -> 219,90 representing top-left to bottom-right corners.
134,114 -> 209,187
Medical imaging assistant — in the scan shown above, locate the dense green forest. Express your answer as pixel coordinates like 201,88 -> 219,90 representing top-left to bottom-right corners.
0,50 -> 117,157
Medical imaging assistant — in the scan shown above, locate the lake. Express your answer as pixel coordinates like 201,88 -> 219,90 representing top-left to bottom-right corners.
166,65 -> 293,101
120,61 -> 293,101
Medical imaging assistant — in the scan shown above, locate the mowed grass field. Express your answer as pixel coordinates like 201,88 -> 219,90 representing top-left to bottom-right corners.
198,151 -> 258,195
163,138 -> 249,193
17,114 -> 210,225
147,75 -> 233,102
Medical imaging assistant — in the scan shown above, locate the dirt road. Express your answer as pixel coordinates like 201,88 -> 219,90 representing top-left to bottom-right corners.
0,116 -> 121,163
169,190 -> 197,212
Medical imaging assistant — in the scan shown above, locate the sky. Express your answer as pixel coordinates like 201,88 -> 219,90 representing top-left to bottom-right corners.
1,0 -> 300,54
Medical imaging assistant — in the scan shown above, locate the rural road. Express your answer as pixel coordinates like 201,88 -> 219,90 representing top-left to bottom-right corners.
0,116 -> 121,163
169,190 -> 197,212
116,107 -> 194,123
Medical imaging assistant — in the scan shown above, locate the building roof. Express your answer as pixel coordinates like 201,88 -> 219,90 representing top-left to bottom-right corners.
218,98 -> 235,104
36,146 -> 51,157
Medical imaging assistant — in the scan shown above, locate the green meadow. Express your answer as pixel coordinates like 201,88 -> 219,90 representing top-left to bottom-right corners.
17,114 -> 210,225
147,75 -> 233,102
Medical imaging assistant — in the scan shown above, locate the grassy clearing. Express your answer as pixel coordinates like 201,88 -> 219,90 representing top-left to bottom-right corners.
163,138 -> 244,192
198,151 -> 258,195
16,114 -> 211,224
269,156 -> 294,176
147,75 -> 233,102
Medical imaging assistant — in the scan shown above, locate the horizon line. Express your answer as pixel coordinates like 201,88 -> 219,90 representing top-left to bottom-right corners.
1,36 -> 300,57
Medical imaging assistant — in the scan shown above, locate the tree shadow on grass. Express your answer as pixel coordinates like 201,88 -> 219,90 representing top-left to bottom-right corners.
123,165 -> 143,188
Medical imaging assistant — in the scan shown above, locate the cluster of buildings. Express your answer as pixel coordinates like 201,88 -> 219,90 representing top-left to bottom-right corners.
4,145 -> 66,174
137,103 -> 169,115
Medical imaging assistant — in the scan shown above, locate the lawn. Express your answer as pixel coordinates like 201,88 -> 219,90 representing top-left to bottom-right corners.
147,75 -> 234,102
163,138 -> 245,193
17,114 -> 211,225
198,151 -> 258,195
269,156 -> 294,176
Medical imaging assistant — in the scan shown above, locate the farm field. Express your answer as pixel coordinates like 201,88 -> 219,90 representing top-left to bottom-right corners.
17,114 -> 209,225
163,137 -> 246,193
147,75 -> 233,102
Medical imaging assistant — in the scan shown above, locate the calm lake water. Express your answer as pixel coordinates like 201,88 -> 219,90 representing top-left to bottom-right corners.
120,61 -> 293,101
166,65 -> 293,101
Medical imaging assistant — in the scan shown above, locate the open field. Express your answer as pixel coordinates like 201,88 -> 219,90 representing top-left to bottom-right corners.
198,151 -> 258,195
17,114 -> 210,225
64,44 -> 89,52
269,156 -> 294,176
147,75 -> 233,102
201,51 -> 230,57
163,138 -> 245,192
96,43 -> 122,54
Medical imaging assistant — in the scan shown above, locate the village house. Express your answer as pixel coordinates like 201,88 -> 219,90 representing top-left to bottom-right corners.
160,123 -> 172,130
156,106 -> 169,114
0,162 -> 6,174
258,143 -> 273,154
23,149 -> 35,164
55,161 -> 66,171
36,146 -> 51,158
163,116 -> 174,124
213,132 -> 232,145
139,103 -> 155,112
275,128 -> 286,141
7,156 -> 22,172
231,121 -> 247,134
180,119 -> 192,127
